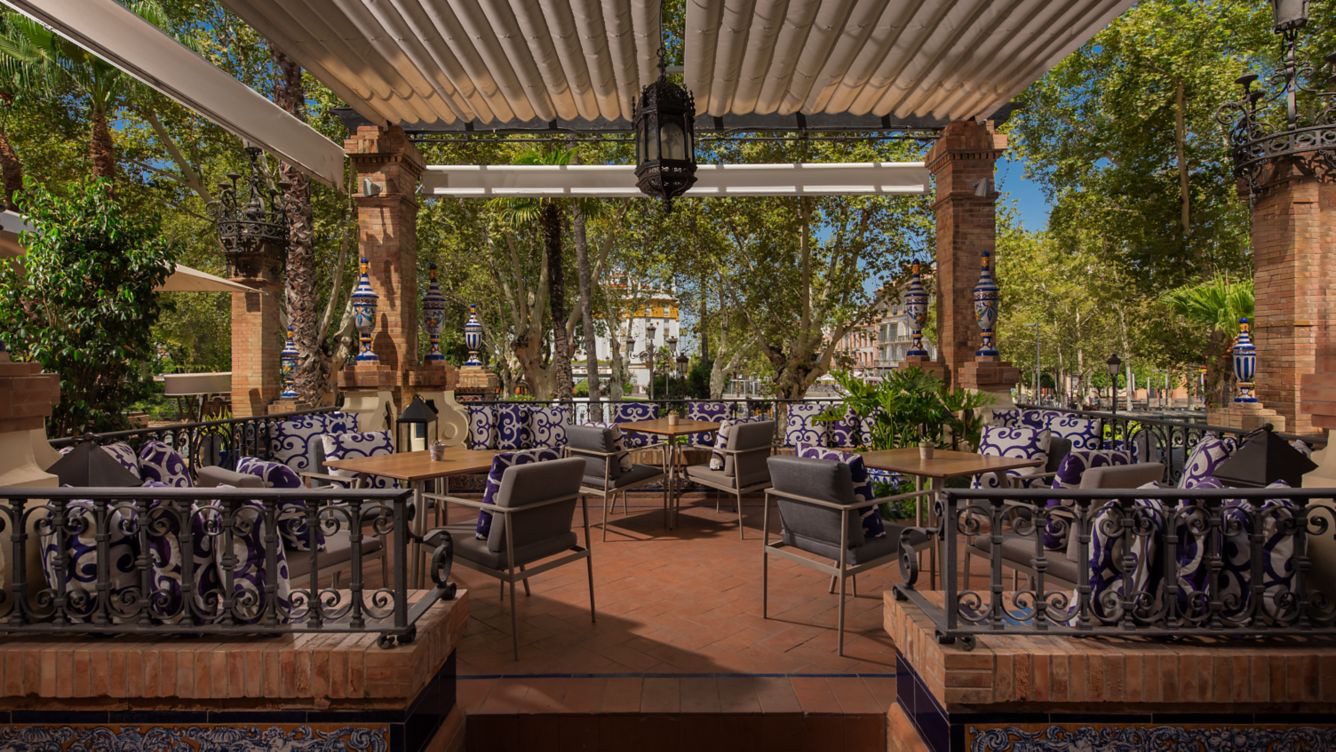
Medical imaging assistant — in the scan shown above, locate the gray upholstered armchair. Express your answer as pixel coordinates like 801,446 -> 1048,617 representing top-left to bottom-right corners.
426,457 -> 593,659
684,420 -> 775,539
565,424 -> 667,541
763,456 -> 930,655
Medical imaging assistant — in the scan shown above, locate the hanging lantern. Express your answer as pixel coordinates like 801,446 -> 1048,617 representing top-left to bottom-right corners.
211,146 -> 288,279
463,303 -> 483,366
903,262 -> 929,358
1232,317 -> 1259,403
279,324 -> 299,399
633,49 -> 697,211
351,257 -> 379,363
422,263 -> 446,363
972,251 -> 1000,357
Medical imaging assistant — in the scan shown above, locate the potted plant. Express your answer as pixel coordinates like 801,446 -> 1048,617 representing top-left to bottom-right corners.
666,406 -> 681,427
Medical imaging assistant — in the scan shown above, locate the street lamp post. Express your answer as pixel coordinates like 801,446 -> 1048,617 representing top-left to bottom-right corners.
1026,323 -> 1041,404
665,335 -> 678,400
1106,354 -> 1122,444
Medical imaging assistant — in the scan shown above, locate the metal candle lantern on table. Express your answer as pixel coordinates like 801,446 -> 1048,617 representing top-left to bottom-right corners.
396,395 -> 439,453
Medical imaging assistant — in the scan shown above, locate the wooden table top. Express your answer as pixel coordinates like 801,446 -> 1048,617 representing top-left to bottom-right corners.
324,448 -> 498,482
859,447 -> 1042,479
619,417 -> 720,436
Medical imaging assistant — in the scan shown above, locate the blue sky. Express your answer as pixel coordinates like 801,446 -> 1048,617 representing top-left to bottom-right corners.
996,155 -> 1051,231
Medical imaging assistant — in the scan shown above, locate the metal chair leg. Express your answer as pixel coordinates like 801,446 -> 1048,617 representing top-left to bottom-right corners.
509,570 -> 519,660
520,563 -> 531,596
601,492 -> 610,542
735,489 -> 744,540
585,553 -> 597,623
828,575 -> 837,594
837,566 -> 848,656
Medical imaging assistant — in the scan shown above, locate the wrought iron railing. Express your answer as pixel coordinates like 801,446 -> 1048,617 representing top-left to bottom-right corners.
0,486 -> 456,647
1014,405 -> 1326,485
896,486 -> 1336,649
49,407 -> 339,471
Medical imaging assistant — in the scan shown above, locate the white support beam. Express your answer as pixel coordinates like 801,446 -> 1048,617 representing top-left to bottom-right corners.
2,0 -> 346,187
422,162 -> 929,198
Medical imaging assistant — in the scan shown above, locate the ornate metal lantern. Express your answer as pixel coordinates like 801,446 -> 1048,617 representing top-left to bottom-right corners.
903,262 -> 929,358
351,257 -> 379,363
422,263 -> 446,363
396,394 -> 439,452
1232,317 -> 1259,403
211,146 -> 288,278
633,50 -> 697,211
279,324 -> 299,399
1218,0 -> 1335,196
972,251 -> 1000,357
463,303 -> 483,366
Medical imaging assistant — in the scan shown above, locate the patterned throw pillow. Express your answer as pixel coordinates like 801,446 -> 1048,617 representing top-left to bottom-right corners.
138,440 -> 194,487
39,494 -> 139,622
783,402 -> 828,447
528,404 -> 570,449
709,419 -> 739,471
475,448 -> 561,539
496,403 -> 532,450
236,456 -> 324,552
1079,484 -> 1166,623
971,426 -> 1051,490
321,431 -> 395,489
1041,449 -> 1132,549
466,405 -> 497,450
795,444 -> 886,540
1178,435 -> 1238,489
100,441 -> 142,480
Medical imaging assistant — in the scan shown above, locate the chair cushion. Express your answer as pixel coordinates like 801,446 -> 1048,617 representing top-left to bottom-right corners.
1041,449 -> 1132,548
568,423 -> 633,479
783,402 -> 828,447
100,441 -> 142,480
475,448 -> 561,539
195,465 -> 265,489
138,440 -> 193,487
237,456 -> 324,552
725,420 -> 774,485
1021,409 -> 1062,430
969,532 -> 1081,585
487,457 -> 585,555
286,529 -> 380,580
496,403 -> 532,450
448,525 -> 578,570
767,455 -> 864,548
796,444 -> 885,539
321,431 -> 395,489
1178,435 -> 1237,489
684,463 -> 735,491
584,463 -> 661,491
466,405 -> 497,450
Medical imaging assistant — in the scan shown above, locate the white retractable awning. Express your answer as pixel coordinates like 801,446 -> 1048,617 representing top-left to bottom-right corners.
686,0 -> 1136,122
422,162 -> 929,198
220,0 -> 660,129
1,0 -> 346,186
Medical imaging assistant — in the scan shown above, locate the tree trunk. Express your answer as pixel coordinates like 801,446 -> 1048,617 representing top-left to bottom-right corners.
573,204 -> 599,401
0,123 -> 22,211
272,49 -> 328,405
544,202 -> 574,400
697,271 -> 709,361
89,109 -> 116,179
1174,79 -> 1191,242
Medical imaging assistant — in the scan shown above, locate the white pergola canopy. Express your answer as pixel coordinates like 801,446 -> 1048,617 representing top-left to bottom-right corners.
422,162 -> 929,198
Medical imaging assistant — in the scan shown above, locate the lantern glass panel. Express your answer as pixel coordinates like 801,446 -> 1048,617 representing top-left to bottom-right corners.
662,121 -> 686,161
646,116 -> 660,162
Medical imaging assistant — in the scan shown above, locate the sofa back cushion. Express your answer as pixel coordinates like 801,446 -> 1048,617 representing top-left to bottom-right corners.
321,431 -> 395,489
783,402 -> 828,447
138,440 -> 193,487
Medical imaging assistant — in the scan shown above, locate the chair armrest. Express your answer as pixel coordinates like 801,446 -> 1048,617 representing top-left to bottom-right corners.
302,471 -> 358,488
196,465 -> 265,489
423,492 -> 581,516
565,446 -> 619,459
767,487 -> 933,514
1005,471 -> 1056,489
713,445 -> 773,457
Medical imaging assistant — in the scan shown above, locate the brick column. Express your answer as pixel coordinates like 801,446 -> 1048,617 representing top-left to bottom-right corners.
925,121 -> 1014,393
1246,163 -> 1335,435
229,278 -> 283,418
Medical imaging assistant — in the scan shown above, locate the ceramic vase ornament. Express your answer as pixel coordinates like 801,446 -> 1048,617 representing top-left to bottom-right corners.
1232,317 -> 1259,403
904,261 -> 929,358
279,324 -> 299,399
973,250 -> 1000,357
351,257 -> 379,363
463,303 -> 483,366
422,263 -> 446,363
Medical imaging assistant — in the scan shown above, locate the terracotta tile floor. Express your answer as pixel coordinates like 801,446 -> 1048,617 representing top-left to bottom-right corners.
441,490 -> 902,722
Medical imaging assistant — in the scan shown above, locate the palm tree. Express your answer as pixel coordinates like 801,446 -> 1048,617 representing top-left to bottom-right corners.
1161,275 -> 1254,406
505,146 -> 576,400
0,3 -> 167,180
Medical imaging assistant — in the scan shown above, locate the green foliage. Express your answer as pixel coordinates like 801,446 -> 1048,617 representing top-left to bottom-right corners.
0,179 -> 175,434
1160,276 -> 1254,335
828,369 -> 990,451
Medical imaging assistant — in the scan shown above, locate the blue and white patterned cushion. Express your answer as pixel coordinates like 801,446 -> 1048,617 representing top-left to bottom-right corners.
795,444 -> 886,540
990,408 -> 1022,428
612,402 -> 659,448
495,403 -> 532,450
1081,488 -> 1165,623
466,405 -> 497,450
1045,413 -> 1101,450
138,440 -> 193,487
826,407 -> 863,448
321,431 -> 395,489
141,486 -> 226,623
475,448 -> 561,539
528,405 -> 570,449
236,456 -> 323,552
270,412 -> 357,472
99,441 -> 142,480
1178,435 -> 1238,489
211,494 -> 292,624
784,402 -> 828,447
1020,409 -> 1061,430
971,426 -> 1051,490
1041,449 -> 1132,549
39,494 -> 139,622
686,401 -> 731,445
